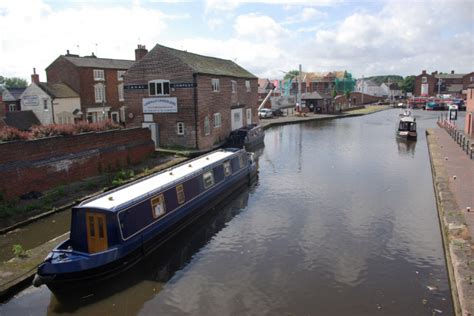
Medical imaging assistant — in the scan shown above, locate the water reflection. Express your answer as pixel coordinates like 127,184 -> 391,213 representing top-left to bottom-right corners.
45,185 -> 252,315
396,138 -> 417,157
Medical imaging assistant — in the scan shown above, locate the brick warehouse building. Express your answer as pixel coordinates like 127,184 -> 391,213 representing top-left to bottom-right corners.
46,50 -> 136,123
414,70 -> 474,97
124,44 -> 258,151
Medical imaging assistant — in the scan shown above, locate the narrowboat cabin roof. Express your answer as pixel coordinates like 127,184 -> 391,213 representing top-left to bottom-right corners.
80,150 -> 237,211
400,116 -> 416,123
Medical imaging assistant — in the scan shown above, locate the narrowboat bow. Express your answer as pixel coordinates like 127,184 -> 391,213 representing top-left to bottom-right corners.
33,148 -> 257,292
397,115 -> 417,140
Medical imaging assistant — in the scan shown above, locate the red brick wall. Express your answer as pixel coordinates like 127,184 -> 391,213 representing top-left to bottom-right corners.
124,46 -> 259,151
414,72 -> 437,96
465,88 -> 474,136
0,128 -> 154,199
46,57 -> 81,94
462,72 -> 474,90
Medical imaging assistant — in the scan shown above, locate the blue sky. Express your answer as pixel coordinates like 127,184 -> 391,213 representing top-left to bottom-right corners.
1,0 -> 473,81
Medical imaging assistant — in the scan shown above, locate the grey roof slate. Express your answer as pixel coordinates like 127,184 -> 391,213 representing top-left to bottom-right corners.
150,44 -> 257,79
62,56 -> 134,69
4,110 -> 40,130
38,82 -> 79,98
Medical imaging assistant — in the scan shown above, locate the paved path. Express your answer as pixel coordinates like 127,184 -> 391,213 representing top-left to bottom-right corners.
427,126 -> 474,316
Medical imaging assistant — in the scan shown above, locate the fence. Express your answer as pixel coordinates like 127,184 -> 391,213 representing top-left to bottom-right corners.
438,115 -> 473,160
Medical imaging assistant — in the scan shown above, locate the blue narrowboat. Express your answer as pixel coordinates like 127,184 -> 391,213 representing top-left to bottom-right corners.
33,148 -> 257,293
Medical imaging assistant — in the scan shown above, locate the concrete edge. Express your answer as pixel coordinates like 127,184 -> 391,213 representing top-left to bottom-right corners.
426,128 -> 473,316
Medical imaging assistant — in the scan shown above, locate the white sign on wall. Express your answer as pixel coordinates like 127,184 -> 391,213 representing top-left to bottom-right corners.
143,97 -> 178,113
22,95 -> 39,107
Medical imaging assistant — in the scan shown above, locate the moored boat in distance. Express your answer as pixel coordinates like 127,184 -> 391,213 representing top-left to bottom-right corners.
397,115 -> 417,140
226,124 -> 265,150
33,148 -> 257,294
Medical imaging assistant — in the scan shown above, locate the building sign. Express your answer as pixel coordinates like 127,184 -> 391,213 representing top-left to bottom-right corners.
143,97 -> 178,113
22,95 -> 39,107
171,82 -> 196,89
124,84 -> 147,90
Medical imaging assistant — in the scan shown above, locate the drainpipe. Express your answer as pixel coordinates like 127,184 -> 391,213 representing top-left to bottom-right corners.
51,98 -> 56,124
193,73 -> 199,150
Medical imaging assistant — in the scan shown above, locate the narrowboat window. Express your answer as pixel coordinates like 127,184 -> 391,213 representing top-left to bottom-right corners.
203,171 -> 214,189
176,184 -> 185,204
88,215 -> 95,237
151,194 -> 166,219
98,217 -> 105,239
223,161 -> 232,176
239,155 -> 245,168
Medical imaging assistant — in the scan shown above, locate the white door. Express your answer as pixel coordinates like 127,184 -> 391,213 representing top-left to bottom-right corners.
246,108 -> 252,125
231,108 -> 243,130
142,122 -> 159,148
421,83 -> 428,96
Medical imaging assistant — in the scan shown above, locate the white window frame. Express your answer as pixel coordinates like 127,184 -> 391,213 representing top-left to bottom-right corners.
245,80 -> 251,92
231,80 -> 237,94
43,99 -> 48,111
212,78 -> 220,92
421,76 -> 427,83
93,69 -> 105,81
8,104 -> 16,112
117,70 -> 126,81
223,161 -> 232,177
149,80 -> 170,96
118,83 -> 124,101
202,171 -> 214,189
94,83 -> 106,103
111,111 -> 119,123
213,113 -> 221,128
246,108 -> 252,125
177,122 -> 185,135
204,116 -> 210,136
471,76 -> 474,82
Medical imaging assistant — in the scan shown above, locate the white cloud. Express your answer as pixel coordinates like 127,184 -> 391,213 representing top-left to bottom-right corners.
0,0 -> 176,80
234,13 -> 289,43
206,18 -> 224,31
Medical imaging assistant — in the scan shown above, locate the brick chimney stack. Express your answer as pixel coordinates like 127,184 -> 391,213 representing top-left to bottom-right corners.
31,68 -> 40,84
135,44 -> 148,61
422,70 -> 426,75
451,70 -> 455,74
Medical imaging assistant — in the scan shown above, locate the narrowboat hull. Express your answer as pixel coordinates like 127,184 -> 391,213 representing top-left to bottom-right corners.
34,149 -> 257,295
396,130 -> 417,140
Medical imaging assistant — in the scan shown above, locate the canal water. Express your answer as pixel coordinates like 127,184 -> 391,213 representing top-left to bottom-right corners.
1,109 -> 458,315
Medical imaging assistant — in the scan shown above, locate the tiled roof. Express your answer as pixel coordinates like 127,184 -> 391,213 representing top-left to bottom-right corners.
301,91 -> 331,99
38,82 -> 79,98
435,73 -> 465,79
2,88 -> 26,101
61,56 -> 134,69
150,44 -> 257,78
4,110 -> 40,130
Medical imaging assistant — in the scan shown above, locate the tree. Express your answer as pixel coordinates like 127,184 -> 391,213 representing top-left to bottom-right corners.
0,76 -> 28,90
400,76 -> 415,93
283,70 -> 299,81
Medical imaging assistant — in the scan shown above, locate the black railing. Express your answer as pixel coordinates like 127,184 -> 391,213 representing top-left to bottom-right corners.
438,116 -> 473,160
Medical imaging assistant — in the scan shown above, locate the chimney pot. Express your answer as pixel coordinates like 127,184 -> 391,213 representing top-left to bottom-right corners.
135,44 -> 148,61
422,70 -> 426,74
67,49 -> 70,55
31,68 -> 40,84
451,70 -> 454,74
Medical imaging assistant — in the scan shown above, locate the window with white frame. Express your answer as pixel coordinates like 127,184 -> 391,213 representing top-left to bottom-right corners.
117,70 -> 126,81
246,108 -> 252,125
93,69 -> 105,81
202,171 -> 214,189
231,80 -> 237,93
223,161 -> 232,177
149,80 -> 170,96
95,83 -> 106,103
245,80 -> 251,92
8,104 -> 16,112
177,122 -> 185,135
43,99 -> 48,111
204,116 -> 210,135
213,113 -> 221,128
421,76 -> 427,83
471,76 -> 474,82
118,83 -> 124,101
212,79 -> 220,92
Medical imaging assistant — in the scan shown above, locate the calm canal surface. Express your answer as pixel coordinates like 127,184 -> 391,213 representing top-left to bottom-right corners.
2,109 -> 458,315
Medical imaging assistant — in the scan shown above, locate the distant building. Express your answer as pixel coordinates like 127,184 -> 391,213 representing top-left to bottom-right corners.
124,43 -> 258,150
355,79 -> 385,97
258,78 -> 277,108
381,82 -> 403,99
2,87 -> 25,114
301,91 -> 333,113
46,49 -> 136,123
3,111 -> 41,130
414,70 -> 474,97
20,70 -> 80,125
465,84 -> 474,137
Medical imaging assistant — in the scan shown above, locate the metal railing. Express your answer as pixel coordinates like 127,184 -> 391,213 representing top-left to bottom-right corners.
438,116 -> 473,160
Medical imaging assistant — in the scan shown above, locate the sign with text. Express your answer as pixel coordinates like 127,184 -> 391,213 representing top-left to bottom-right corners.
22,95 -> 39,107
143,97 -> 178,113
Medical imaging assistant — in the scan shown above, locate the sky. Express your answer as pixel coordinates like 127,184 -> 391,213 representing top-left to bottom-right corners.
0,0 -> 473,82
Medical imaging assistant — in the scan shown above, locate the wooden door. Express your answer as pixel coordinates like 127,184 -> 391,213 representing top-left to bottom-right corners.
86,212 -> 108,253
